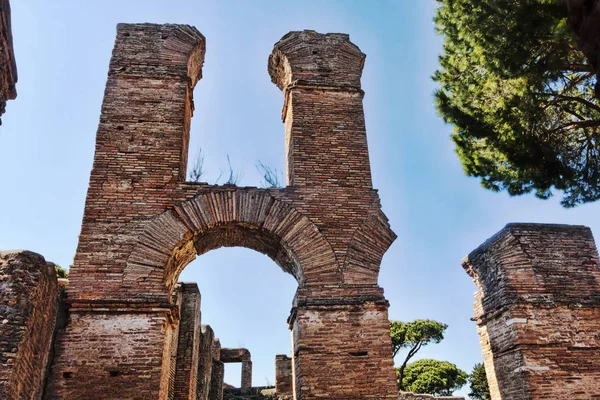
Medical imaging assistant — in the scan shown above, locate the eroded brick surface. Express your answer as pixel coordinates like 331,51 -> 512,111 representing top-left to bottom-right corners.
0,251 -> 59,400
174,283 -> 201,399
0,0 -> 17,121
274,355 -> 292,398
198,325 -> 215,400
463,223 -> 600,400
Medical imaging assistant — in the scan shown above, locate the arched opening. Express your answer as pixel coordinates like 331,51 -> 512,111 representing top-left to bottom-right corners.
178,246 -> 297,390
124,189 -> 341,302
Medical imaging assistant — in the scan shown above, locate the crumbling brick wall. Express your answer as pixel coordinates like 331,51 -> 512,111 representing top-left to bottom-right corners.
220,348 -> 252,394
274,354 -> 292,398
463,223 -> 600,400
0,251 -> 60,399
0,0 -> 17,122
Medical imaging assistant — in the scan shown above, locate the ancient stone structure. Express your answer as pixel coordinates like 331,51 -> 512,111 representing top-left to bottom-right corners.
220,348 -> 252,394
274,355 -> 293,399
463,223 -> 600,400
0,251 -> 61,399
41,23 -> 398,399
0,0 -> 17,122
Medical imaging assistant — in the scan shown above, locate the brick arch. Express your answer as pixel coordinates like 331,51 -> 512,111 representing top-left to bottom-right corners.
125,188 -> 340,294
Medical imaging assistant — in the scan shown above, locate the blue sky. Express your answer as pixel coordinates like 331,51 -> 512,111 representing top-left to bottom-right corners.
2,1 -> 600,397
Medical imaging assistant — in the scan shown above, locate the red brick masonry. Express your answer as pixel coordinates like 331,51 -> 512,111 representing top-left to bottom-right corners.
43,24 -> 398,399
463,223 -> 600,400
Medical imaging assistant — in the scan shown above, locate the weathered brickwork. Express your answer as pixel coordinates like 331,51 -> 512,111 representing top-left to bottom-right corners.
0,0 -> 17,122
463,223 -> 600,400
210,339 -> 224,400
290,286 -> 396,399
43,24 -> 397,399
274,355 -> 293,398
220,348 -> 252,393
174,283 -> 201,399
0,251 -> 60,400
197,325 -> 215,400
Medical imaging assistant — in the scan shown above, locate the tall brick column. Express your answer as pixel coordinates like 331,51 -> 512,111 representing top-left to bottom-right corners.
44,24 -> 206,399
269,31 -> 398,399
463,223 -> 600,400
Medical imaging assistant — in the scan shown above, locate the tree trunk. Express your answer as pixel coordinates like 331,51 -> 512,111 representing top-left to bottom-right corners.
564,0 -> 600,98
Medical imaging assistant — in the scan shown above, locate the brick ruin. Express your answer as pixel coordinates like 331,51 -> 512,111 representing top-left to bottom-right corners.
220,348 -> 252,394
0,0 -> 17,122
2,17 -> 600,400
42,24 -> 397,399
463,224 -> 600,399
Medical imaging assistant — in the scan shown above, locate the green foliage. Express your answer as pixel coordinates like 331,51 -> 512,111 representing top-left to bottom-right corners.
434,0 -> 600,207
54,264 -> 68,279
390,320 -> 448,389
399,359 -> 467,396
390,320 -> 448,358
468,363 -> 491,400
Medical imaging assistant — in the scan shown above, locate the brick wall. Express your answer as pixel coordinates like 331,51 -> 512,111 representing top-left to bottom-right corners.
463,223 -> 600,400
0,251 -> 60,399
0,0 -> 17,121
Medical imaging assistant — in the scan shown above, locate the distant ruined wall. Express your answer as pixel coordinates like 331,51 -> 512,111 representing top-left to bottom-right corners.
274,354 -> 293,398
463,223 -> 600,400
197,325 -> 215,400
0,0 -> 17,122
0,251 -> 60,400
209,339 -> 224,400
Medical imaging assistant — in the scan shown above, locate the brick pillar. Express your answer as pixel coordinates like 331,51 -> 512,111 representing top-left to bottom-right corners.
173,283 -> 201,399
268,30 -> 371,189
209,339 -> 224,400
45,24 -> 205,400
463,223 -> 600,400
269,30 -> 398,400
289,287 -> 397,400
275,355 -> 293,398
241,360 -> 252,394
197,325 -> 215,400
68,22 -> 205,301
